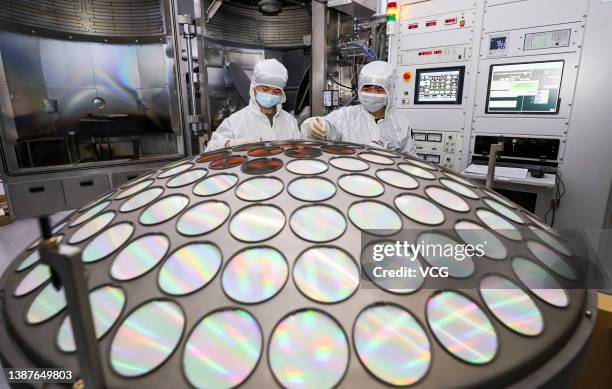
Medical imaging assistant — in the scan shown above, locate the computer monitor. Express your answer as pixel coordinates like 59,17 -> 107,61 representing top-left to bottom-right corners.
414,66 -> 465,104
485,60 -> 564,114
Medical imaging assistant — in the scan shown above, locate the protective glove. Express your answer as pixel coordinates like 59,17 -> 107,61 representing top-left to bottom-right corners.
307,117 -> 327,140
369,139 -> 390,149
224,138 -> 262,147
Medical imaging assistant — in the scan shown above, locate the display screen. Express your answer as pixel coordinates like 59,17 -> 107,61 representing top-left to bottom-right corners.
425,154 -> 441,163
426,133 -> 443,142
414,66 -> 465,104
489,36 -> 507,51
413,133 -> 427,141
486,61 -> 564,114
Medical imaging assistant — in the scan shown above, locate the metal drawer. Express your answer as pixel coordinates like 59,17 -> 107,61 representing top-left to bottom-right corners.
63,174 -> 111,209
111,169 -> 155,188
7,179 -> 65,218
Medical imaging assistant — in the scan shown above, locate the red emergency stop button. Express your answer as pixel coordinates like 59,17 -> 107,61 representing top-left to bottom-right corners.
403,71 -> 412,81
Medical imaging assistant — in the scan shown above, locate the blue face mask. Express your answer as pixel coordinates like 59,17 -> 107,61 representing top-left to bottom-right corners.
255,91 -> 281,108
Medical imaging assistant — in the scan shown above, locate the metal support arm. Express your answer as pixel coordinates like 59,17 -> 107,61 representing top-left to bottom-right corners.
38,217 -> 105,389
486,142 -> 505,189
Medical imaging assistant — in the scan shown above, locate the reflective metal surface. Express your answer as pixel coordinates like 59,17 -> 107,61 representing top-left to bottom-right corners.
0,33 -> 180,174
0,141 -> 593,388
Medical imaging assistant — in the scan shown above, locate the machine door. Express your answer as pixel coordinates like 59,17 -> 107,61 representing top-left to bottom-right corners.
0,0 -> 185,174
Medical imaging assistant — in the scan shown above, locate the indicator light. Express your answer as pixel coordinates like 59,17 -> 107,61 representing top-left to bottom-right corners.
386,2 -> 398,35
386,2 -> 398,22
403,71 -> 412,81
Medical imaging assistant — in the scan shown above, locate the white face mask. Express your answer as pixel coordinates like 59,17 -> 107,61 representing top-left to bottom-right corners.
359,91 -> 387,113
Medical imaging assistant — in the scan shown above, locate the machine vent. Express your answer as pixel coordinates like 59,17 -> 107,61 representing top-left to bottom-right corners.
87,0 -> 164,36
0,0 -> 85,33
0,0 -> 164,38
204,4 -> 311,48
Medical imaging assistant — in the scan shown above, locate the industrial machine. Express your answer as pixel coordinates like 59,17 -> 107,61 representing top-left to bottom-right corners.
386,0 -> 594,223
1,0 -> 611,387
0,140 -> 596,387
0,0 -> 191,218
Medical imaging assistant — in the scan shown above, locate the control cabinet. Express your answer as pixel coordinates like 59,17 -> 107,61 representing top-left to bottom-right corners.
413,130 -> 463,170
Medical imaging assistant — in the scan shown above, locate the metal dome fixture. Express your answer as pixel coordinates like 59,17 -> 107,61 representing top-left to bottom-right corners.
258,0 -> 283,14
0,140 -> 596,388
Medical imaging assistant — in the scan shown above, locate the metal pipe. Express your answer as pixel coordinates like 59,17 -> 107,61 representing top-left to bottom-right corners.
486,142 -> 505,189
181,20 -> 198,119
186,40 -> 197,117
311,0 -> 326,117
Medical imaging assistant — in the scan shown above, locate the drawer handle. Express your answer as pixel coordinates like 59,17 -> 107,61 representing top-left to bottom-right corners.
80,180 -> 94,187
29,186 -> 45,193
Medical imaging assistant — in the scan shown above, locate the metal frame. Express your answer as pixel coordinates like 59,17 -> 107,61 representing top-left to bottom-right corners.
0,0 -> 192,218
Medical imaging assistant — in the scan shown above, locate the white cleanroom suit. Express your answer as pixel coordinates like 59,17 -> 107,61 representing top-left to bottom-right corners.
302,61 -> 416,155
206,59 -> 300,151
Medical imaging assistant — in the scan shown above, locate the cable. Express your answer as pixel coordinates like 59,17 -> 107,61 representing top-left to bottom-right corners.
329,77 -> 356,91
376,24 -> 387,59
553,172 -> 566,226
347,42 -> 378,61
545,171 -> 566,227
343,94 -> 358,107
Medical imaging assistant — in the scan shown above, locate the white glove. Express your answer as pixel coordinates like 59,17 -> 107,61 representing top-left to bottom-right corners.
225,138 -> 262,147
307,118 -> 327,140
369,140 -> 390,149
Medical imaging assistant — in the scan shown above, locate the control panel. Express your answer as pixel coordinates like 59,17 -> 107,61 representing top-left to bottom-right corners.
488,33 -> 509,57
415,66 -> 465,105
399,9 -> 472,35
481,24 -> 582,59
524,29 -> 571,51
396,65 -> 468,108
413,130 -> 463,170
400,44 -> 470,66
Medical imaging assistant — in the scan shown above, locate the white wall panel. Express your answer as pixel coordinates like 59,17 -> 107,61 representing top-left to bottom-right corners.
483,0 -> 588,32
400,0 -> 475,19
472,117 -> 568,138
395,108 -> 467,131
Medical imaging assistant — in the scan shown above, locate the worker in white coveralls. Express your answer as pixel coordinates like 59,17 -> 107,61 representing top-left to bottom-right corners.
206,58 -> 300,151
303,60 -> 416,155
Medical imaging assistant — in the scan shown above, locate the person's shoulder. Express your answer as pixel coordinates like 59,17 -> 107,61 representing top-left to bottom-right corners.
327,105 -> 359,117
278,111 -> 299,130
235,105 -> 253,116
278,109 -> 298,120
389,111 -> 412,128
225,105 -> 253,123
343,105 -> 362,113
